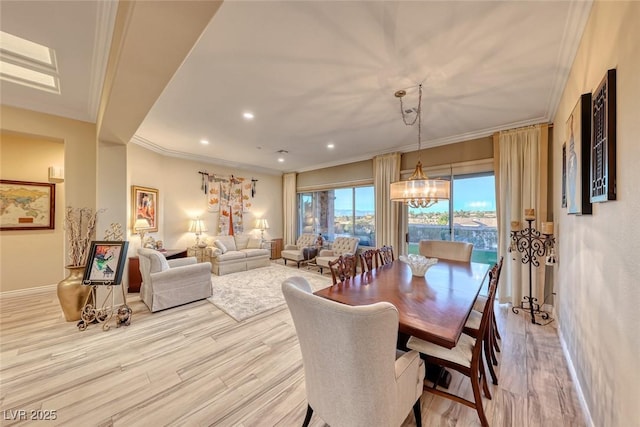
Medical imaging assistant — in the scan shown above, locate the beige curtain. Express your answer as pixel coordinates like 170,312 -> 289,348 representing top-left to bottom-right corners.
496,124 -> 548,306
283,172 -> 297,246
374,153 -> 401,250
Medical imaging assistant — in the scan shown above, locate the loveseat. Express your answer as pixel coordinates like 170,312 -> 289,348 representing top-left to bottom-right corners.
208,234 -> 270,275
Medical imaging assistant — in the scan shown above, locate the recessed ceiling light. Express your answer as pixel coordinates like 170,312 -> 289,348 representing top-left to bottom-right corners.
200,139 -> 209,145
327,143 -> 335,149
278,157 -> 285,163
243,112 -> 254,120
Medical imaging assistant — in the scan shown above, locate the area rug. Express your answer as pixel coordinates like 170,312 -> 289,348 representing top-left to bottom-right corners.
207,264 -> 332,322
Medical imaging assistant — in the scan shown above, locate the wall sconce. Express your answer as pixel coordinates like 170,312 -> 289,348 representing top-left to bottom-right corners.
189,217 -> 208,248
255,218 -> 269,241
133,218 -> 151,246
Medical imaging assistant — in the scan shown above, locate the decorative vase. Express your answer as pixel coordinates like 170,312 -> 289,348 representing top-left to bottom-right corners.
57,265 -> 91,322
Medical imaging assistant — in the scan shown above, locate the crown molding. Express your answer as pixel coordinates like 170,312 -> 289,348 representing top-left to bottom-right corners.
87,0 -> 118,122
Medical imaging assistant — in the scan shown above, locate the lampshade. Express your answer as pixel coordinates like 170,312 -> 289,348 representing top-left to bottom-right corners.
389,84 -> 450,208
189,218 -> 207,235
133,218 -> 151,232
255,219 -> 269,230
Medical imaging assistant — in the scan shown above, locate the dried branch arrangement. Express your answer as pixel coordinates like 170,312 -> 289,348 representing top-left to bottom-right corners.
64,207 -> 103,267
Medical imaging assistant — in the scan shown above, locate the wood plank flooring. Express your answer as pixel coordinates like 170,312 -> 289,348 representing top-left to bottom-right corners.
0,266 -> 586,426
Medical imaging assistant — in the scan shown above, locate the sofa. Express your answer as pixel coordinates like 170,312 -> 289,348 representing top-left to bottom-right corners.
281,233 -> 317,267
208,234 -> 270,275
315,236 -> 360,274
137,248 -> 212,312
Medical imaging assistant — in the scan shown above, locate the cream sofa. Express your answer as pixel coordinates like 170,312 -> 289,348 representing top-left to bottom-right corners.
315,236 -> 359,274
208,235 -> 270,275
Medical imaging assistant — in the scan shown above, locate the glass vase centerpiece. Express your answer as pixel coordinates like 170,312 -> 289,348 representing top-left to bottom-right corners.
399,254 -> 438,277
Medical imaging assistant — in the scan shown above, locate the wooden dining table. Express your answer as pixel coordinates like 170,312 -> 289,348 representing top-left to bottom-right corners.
314,259 -> 491,349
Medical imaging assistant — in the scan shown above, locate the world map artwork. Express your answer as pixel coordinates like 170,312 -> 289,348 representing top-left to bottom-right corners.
0,181 -> 53,229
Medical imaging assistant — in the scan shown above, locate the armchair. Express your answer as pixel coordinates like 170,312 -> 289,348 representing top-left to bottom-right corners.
315,236 -> 359,274
282,277 -> 425,427
137,248 -> 212,312
281,233 -> 317,267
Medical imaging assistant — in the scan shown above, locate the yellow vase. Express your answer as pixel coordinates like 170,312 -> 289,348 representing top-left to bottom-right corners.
57,265 -> 92,322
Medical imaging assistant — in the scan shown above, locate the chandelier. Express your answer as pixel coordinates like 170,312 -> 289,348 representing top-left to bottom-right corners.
390,84 -> 450,208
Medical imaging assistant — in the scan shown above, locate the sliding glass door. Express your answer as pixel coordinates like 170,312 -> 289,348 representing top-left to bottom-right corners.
406,172 -> 497,265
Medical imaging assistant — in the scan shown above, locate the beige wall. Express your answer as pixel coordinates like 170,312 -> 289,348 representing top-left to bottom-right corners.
0,106 -> 97,292
0,132 -> 65,291
128,143 -> 283,255
401,136 -> 493,171
552,2 -> 640,426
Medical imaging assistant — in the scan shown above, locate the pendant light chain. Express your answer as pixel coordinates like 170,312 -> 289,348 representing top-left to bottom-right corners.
398,84 -> 423,153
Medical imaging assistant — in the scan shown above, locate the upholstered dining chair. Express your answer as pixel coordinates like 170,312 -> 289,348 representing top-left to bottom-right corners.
328,254 -> 358,285
418,240 -> 473,262
359,249 -> 378,272
378,245 -> 395,266
137,248 -> 212,312
407,271 -> 498,427
282,277 -> 425,427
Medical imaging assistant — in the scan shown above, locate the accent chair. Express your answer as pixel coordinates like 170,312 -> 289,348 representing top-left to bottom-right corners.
315,236 -> 359,274
281,233 -> 317,267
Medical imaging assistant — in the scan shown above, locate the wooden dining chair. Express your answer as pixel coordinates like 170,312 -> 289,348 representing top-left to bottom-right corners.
463,257 -> 504,386
328,254 -> 357,285
359,249 -> 378,272
378,245 -> 395,266
407,272 -> 498,427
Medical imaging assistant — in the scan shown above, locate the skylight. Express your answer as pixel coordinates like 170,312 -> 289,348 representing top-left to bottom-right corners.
0,31 -> 60,93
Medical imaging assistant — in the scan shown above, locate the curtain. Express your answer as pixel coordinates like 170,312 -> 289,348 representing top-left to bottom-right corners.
283,172 -> 297,246
374,153 -> 401,251
496,124 -> 549,306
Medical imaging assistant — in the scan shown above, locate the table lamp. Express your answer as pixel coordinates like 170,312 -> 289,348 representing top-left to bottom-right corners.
133,218 -> 151,246
255,218 -> 269,241
189,217 -> 208,248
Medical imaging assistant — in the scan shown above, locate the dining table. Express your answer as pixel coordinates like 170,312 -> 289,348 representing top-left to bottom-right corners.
314,258 -> 491,349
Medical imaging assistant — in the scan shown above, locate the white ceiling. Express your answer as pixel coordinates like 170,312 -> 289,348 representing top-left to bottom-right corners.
1,1 -> 592,175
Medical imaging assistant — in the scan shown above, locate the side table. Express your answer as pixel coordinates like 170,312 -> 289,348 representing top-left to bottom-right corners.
128,249 -> 187,293
187,246 -> 209,263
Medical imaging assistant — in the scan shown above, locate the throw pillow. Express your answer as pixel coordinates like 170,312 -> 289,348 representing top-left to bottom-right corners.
214,240 -> 228,254
247,238 -> 262,249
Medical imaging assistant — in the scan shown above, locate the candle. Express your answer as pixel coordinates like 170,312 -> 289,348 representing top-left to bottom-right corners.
541,222 -> 554,235
524,208 -> 535,220
511,220 -> 521,231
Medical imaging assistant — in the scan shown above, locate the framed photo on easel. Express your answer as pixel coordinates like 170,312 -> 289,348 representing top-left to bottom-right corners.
82,241 -> 129,285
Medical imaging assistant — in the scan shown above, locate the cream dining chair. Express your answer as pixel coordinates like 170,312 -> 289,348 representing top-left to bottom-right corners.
282,276 -> 425,427
418,240 -> 473,262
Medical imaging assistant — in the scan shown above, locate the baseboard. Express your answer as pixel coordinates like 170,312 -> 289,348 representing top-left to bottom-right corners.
557,321 -> 595,427
0,283 -> 57,298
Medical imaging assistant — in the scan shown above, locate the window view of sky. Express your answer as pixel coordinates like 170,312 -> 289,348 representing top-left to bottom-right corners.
333,176 -> 496,213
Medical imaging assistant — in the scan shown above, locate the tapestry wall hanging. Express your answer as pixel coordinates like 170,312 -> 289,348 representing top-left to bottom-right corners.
202,173 -> 253,235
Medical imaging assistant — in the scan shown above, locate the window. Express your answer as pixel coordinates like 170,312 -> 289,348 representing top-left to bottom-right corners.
407,172 -> 497,264
298,186 -> 375,246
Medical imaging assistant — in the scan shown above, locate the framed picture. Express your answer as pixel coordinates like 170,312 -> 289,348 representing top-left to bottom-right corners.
131,186 -> 158,232
566,93 -> 592,215
82,241 -> 129,285
0,180 -> 55,230
590,68 -> 617,203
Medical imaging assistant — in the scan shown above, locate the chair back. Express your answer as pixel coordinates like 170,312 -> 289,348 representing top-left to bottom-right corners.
418,240 -> 473,262
378,245 -> 395,266
137,248 -> 170,285
282,277 -> 400,427
296,233 -> 316,248
328,254 -> 357,284
359,249 -> 378,272
331,237 -> 359,256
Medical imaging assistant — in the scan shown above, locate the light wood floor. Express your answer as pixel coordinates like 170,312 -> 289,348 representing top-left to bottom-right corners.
0,266 -> 586,426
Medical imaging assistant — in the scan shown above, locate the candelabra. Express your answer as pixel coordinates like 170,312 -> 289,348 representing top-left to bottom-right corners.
509,209 -> 556,325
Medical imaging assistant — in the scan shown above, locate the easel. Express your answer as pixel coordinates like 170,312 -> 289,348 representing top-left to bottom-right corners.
77,281 -> 129,331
